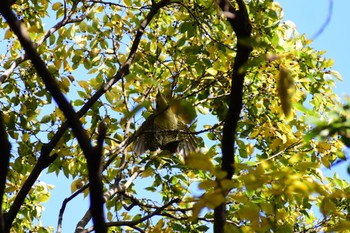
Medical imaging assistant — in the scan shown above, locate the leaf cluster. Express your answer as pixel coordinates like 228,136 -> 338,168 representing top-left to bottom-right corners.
0,0 -> 349,232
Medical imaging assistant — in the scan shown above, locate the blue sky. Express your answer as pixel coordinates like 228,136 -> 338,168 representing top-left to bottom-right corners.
36,0 -> 350,231
279,0 -> 350,98
278,0 -> 350,172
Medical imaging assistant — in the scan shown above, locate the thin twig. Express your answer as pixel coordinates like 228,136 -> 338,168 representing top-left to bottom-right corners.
74,168 -> 144,232
81,198 -> 181,233
312,0 -> 333,40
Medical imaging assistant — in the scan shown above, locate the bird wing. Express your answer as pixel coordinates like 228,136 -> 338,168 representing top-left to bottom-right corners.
132,114 -> 155,156
132,112 -> 198,158
176,122 -> 198,157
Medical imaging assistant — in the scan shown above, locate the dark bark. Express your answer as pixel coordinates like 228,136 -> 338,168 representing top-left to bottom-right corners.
0,112 -> 11,233
214,1 -> 252,232
4,152 -> 58,232
88,123 -> 107,232
0,2 -> 106,232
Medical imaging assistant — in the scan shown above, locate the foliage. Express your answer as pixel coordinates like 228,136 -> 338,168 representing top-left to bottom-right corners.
0,0 -> 349,232
308,97 -> 350,147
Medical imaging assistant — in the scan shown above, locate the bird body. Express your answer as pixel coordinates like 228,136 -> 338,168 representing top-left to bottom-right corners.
132,92 -> 197,157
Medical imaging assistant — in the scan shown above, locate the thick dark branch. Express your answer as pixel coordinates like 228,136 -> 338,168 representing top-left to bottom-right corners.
74,165 -> 144,232
0,3 -> 106,232
42,0 -> 172,158
215,0 -> 252,233
123,0 -> 172,67
219,0 -> 251,181
57,0 -> 171,225
4,152 -> 57,231
1,0 -> 171,231
0,3 -> 93,157
87,123 -> 107,233
0,112 -> 11,233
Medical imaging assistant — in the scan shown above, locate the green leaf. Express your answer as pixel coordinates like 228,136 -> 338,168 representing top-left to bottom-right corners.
330,70 -> 343,81
40,115 -> 52,123
52,2 -> 62,11
123,0 -> 132,7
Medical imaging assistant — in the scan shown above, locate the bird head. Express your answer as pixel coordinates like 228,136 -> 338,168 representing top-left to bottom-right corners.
156,92 -> 169,113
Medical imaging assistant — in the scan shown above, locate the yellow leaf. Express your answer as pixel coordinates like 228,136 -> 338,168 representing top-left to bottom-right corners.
141,167 -> 154,178
52,2 -> 63,11
271,137 -> 282,152
4,29 -> 13,39
246,143 -> 254,156
55,107 -> 65,121
5,182 -> 17,193
261,202 -> 274,215
320,197 -> 336,216
206,67 -> 218,75
230,193 -> 249,204
287,180 -> 310,194
212,169 -> 227,180
330,70 -> 343,81
249,129 -> 259,139
105,90 -> 115,103
277,65 -> 294,117
276,208 -> 288,221
237,205 -> 260,221
185,153 -> 214,171
59,76 -> 70,93
329,189 -> 349,198
241,173 -> 264,192
318,142 -> 331,151
78,80 -> 89,90
64,60 -> 73,72
192,189 -> 226,220
203,190 -> 226,209
46,184 -> 54,190
220,178 -> 235,190
22,133 -> 29,142
171,99 -> 197,124
54,57 -> 62,70
71,179 -> 85,193
192,199 -> 205,219
321,156 -> 331,168
83,187 -> 89,198
107,211 -> 113,221
328,221 -> 350,232
150,219 -> 164,233
198,180 -> 217,190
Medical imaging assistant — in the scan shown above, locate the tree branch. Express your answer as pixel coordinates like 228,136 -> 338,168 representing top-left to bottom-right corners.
40,0 -> 173,161
0,112 -> 11,233
0,3 -> 93,160
4,152 -> 58,231
0,2 -> 106,232
74,168 -> 144,232
312,0 -> 333,40
0,0 -> 86,84
81,198 -> 181,233
1,0 -> 171,231
57,183 -> 88,233
87,123 -> 107,232
214,0 -> 252,232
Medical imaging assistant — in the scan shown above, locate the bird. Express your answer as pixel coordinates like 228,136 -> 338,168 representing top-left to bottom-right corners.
132,92 -> 197,157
